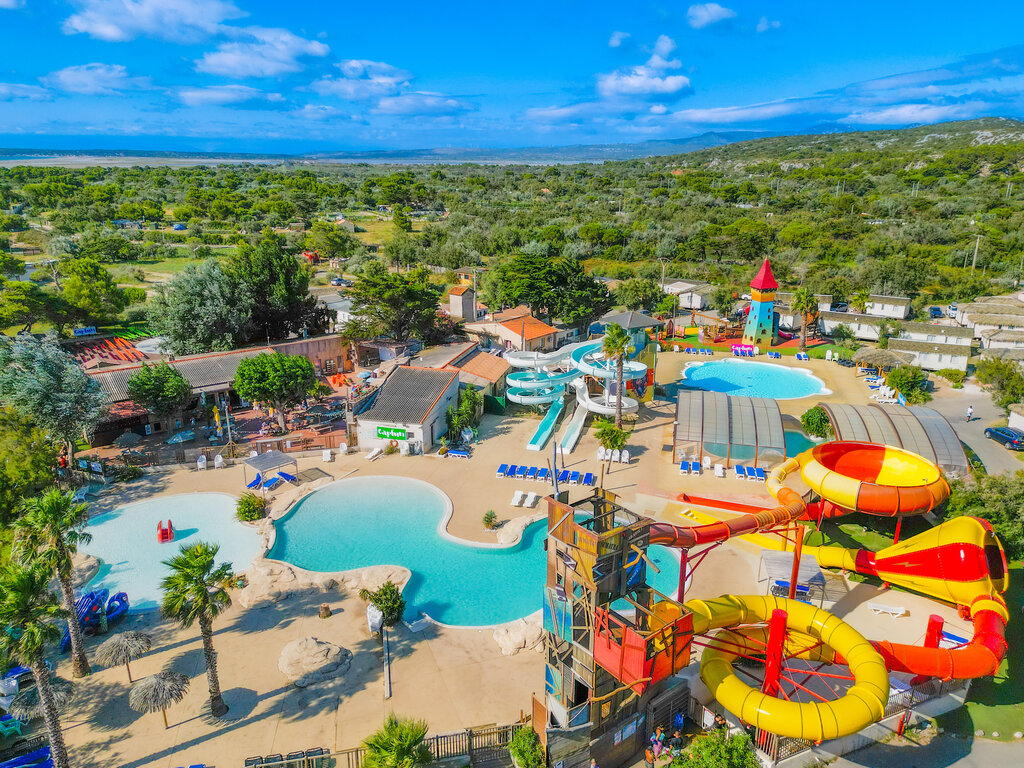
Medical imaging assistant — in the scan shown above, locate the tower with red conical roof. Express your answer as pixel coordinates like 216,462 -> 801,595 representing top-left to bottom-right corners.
742,257 -> 778,347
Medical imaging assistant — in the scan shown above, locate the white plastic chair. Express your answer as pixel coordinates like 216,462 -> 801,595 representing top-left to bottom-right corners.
322,449 -> 333,462
611,449 -> 621,463
620,450 -> 630,464
714,464 -> 725,478
597,447 -> 606,461
213,454 -> 225,469
702,456 -> 712,470
196,455 -> 207,471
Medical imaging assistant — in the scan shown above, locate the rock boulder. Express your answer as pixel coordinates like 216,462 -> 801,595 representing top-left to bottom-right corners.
278,637 -> 352,687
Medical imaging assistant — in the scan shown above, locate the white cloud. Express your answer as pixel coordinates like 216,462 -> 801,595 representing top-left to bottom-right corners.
597,68 -> 690,98
196,27 -> 329,78
42,63 -> 148,95
373,91 -> 472,116
646,34 -> 681,70
650,104 -> 668,115
756,16 -> 781,33
608,30 -> 629,48
687,3 -> 736,29
670,100 -> 801,124
0,82 -> 50,100
312,60 -> 411,99
841,102 -> 983,125
63,0 -> 243,42
524,102 -> 597,122
177,84 -> 279,106
296,104 -> 342,120
0,0 -> 26,9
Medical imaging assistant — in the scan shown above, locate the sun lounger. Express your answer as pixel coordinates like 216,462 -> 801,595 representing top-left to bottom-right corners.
734,465 -> 745,480
515,465 -> 527,479
582,472 -> 595,486
744,466 -> 758,480
714,463 -> 725,478
278,471 -> 297,483
245,473 -> 263,490
525,491 -> 540,508
496,463 -> 509,478
526,466 -> 538,481
446,449 -> 470,459
506,464 -> 518,477
569,471 -> 580,485
71,487 -> 88,503
755,467 -> 767,482
679,460 -> 689,475
511,490 -> 526,506
690,461 -> 700,475
263,477 -> 283,491
867,602 -> 907,617
557,470 -> 570,484
537,467 -> 550,482
366,447 -> 384,461
620,449 -> 630,464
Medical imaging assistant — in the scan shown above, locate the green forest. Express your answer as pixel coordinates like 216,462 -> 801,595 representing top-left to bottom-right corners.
3,117 -> 1024,339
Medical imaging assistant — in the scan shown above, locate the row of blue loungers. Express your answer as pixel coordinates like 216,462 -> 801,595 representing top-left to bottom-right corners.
683,348 -> 713,355
495,464 -> 596,486
734,465 -> 767,482
245,470 -> 297,492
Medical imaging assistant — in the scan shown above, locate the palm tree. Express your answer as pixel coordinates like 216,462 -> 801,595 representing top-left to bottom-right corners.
0,563 -> 73,768
362,714 -> 432,768
160,542 -> 233,718
602,323 -> 634,429
15,489 -> 93,678
851,288 -> 871,314
790,288 -> 818,351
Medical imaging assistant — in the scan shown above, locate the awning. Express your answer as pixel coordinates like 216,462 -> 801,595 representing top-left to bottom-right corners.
243,449 -> 298,476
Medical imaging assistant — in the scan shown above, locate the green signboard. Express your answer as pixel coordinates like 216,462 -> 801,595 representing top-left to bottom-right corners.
376,426 -> 408,440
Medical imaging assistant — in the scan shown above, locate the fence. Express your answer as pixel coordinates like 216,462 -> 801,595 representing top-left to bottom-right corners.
313,722 -> 528,768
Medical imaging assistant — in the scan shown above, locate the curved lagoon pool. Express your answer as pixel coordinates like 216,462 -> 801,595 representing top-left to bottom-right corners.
268,476 -> 681,626
682,359 -> 828,400
83,493 -> 263,612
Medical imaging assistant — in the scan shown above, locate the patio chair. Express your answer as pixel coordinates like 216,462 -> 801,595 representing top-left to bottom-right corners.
213,454 -> 225,469
243,758 -> 263,767
702,456 -> 712,470
196,455 -> 207,471
305,748 -> 326,757
537,467 -> 550,482
526,467 -> 538,481
611,449 -> 621,463
496,463 -> 509,478
620,450 -> 630,464
734,465 -> 745,480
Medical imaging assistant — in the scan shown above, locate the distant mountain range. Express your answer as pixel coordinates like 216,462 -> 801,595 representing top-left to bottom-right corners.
3,119 -> 1024,166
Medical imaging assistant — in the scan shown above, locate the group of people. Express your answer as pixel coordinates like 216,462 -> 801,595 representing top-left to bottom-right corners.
644,724 -> 685,766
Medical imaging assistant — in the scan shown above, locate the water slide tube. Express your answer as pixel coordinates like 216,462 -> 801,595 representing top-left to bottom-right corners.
645,441 -> 1008,739
60,589 -> 109,653
568,341 -> 648,382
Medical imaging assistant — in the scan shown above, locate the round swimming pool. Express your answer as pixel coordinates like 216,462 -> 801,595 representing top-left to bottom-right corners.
267,476 -> 681,626
681,359 -> 829,400
83,493 -> 263,612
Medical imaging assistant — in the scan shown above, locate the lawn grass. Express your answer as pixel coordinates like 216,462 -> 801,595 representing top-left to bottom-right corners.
348,216 -> 425,246
111,251 -> 233,284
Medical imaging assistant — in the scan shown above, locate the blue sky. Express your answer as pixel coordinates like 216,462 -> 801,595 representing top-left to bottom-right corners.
2,0 -> 1024,152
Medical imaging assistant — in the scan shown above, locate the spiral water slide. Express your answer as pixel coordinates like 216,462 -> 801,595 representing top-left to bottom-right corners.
647,441 -> 1009,741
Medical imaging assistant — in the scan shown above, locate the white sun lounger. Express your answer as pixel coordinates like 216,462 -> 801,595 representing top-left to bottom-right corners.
366,447 -> 384,461
714,463 -> 725,478
525,491 -> 540,508
511,490 -> 526,506
867,602 -> 907,617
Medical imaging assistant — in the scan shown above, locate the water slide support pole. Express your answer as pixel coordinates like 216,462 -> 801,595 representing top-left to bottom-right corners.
924,614 -> 945,648
894,516 -> 903,545
761,609 -> 788,697
676,549 -> 688,603
787,524 -> 805,601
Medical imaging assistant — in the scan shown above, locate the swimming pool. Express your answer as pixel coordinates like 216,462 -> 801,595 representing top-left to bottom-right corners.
267,476 -> 681,626
82,493 -> 263,612
681,359 -> 829,400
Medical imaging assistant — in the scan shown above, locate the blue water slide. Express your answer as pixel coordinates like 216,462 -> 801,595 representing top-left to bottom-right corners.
59,589 -> 108,653
527,397 -> 566,451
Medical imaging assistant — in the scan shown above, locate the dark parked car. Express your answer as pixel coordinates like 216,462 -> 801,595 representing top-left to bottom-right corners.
830,302 -> 849,313
330,277 -> 351,287
985,426 -> 1024,450
929,306 -> 944,319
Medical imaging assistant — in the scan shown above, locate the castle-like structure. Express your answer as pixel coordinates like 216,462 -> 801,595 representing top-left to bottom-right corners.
741,257 -> 778,347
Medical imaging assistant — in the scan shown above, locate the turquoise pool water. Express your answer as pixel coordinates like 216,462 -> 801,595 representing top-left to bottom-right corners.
682,359 -> 828,400
82,493 -> 263,612
727,430 -> 818,461
268,477 -> 681,626
528,397 -> 565,450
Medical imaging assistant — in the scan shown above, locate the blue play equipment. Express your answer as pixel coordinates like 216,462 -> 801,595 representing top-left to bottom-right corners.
0,746 -> 50,768
59,590 -> 130,653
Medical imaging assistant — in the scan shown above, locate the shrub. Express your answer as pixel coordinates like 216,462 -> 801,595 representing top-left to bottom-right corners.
800,406 -> 833,439
594,418 -> 628,451
886,365 -> 931,403
114,464 -> 143,482
383,443 -> 399,455
508,727 -> 545,768
236,492 -> 266,522
483,510 -> 497,529
358,580 -> 406,626
936,368 -> 965,388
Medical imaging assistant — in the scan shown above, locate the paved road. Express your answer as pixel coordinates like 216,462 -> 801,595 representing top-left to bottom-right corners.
830,734 -> 1024,768
927,383 -> 1021,476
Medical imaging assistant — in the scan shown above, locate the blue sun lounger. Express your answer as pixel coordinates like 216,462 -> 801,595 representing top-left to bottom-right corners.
245,473 -> 263,490
506,464 -> 518,477
526,467 -> 538,481
755,467 -> 767,482
557,470 -> 570,484
679,460 -> 689,475
278,471 -> 297,483
734,465 -> 745,480
568,471 -> 580,485
744,466 -> 758,480
537,467 -> 550,482
582,472 -> 595,486
263,476 -> 283,491
496,463 -> 509,478
515,465 -> 527,479
690,461 -> 700,475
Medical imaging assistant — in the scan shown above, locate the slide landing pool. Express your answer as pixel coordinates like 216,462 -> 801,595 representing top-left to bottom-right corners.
267,476 -> 680,626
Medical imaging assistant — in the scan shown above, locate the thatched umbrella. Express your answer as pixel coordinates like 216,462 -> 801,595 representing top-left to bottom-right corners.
8,677 -> 74,720
95,631 -> 153,682
113,431 -> 142,448
852,347 -> 913,372
129,671 -> 190,729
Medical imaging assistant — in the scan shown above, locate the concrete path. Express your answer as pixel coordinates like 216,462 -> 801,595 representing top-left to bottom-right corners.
829,734 -> 1024,768
928,383 -> 1021,476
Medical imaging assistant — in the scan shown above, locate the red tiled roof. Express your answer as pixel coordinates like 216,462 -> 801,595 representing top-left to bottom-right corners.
499,315 -> 556,341
449,285 -> 473,296
449,348 -> 511,383
750,258 -> 778,291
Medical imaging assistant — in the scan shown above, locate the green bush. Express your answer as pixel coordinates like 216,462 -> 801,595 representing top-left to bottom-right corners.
800,406 -> 833,438
886,365 -> 931,404
236,492 -> 266,522
936,368 -> 966,388
358,580 -> 406,626
114,464 -> 143,482
594,418 -> 628,451
508,727 -> 545,768
975,357 -> 1024,409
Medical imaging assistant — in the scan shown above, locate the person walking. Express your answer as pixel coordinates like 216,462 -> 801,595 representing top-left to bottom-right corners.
966,405 -> 974,422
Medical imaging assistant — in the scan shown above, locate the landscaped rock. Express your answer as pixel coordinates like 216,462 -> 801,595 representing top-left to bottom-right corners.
493,614 -> 544,656
496,511 -> 546,546
237,558 -> 409,609
278,637 -> 352,687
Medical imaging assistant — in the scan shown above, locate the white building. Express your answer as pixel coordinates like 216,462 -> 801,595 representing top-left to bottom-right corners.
818,311 -> 884,341
887,339 -> 970,372
356,366 -> 460,451
1009,404 -> 1024,431
318,292 -> 355,328
664,280 -> 716,310
956,293 -> 1024,337
980,329 -> 1024,350
865,295 -> 912,320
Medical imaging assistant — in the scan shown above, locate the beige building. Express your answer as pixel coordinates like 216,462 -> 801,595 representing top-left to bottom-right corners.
463,315 -> 558,352
448,284 -> 478,322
